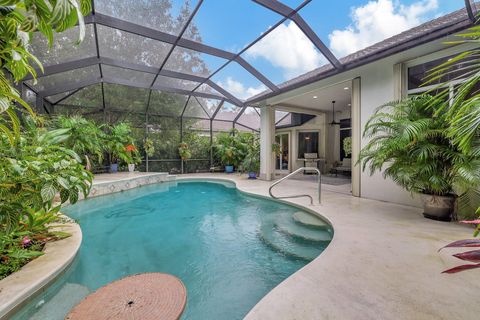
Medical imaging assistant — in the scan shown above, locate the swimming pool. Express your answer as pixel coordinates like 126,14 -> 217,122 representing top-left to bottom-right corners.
13,180 -> 332,320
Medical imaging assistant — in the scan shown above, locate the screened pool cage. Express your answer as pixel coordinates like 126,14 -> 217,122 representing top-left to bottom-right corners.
19,0 -> 479,173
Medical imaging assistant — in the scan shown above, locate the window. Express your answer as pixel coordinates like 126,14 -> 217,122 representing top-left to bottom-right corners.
298,131 -> 319,158
406,52 -> 473,96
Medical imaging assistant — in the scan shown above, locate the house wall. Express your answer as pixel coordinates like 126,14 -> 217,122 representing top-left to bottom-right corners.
265,38 -> 474,207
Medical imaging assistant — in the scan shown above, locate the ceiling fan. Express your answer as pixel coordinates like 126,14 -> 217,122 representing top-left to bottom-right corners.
329,100 -> 341,126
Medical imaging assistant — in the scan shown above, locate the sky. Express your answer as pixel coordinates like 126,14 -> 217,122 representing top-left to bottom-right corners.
183,0 -> 466,101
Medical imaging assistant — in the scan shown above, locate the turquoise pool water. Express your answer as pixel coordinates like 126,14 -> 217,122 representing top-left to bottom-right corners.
13,180 -> 332,320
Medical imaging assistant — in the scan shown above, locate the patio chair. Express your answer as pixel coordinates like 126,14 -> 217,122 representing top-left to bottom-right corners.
333,158 -> 352,176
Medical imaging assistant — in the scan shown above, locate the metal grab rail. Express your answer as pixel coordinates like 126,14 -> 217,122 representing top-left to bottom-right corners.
268,167 -> 321,205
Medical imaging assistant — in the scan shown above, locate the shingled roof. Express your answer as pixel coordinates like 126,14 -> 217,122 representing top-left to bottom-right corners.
246,5 -> 477,104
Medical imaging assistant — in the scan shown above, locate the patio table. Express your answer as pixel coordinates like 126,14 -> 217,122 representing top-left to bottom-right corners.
66,273 -> 186,320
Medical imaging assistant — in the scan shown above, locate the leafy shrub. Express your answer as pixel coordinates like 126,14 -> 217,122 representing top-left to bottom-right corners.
242,135 -> 260,173
213,129 -> 252,168
0,116 -> 93,230
105,122 -> 140,164
50,115 -> 106,168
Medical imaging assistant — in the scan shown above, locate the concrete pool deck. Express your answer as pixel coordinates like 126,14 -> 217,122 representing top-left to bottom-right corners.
177,173 -> 480,320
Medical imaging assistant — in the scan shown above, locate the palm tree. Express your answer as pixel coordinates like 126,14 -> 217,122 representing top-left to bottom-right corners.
424,25 -> 480,219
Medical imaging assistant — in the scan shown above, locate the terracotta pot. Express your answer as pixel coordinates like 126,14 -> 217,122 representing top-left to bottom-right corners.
420,194 -> 455,221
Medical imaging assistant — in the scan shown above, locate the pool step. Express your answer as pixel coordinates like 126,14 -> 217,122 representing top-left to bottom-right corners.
30,283 -> 90,320
292,211 -> 329,229
166,175 -> 177,181
274,214 -> 332,243
259,224 -> 324,262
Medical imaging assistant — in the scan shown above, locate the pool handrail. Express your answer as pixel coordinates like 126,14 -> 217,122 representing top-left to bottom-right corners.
268,167 -> 321,205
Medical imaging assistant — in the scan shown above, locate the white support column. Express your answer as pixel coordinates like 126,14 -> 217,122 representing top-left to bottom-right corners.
351,77 -> 361,197
260,105 -> 275,181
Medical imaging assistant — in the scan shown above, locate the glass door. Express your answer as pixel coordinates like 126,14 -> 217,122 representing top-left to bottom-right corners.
275,133 -> 289,172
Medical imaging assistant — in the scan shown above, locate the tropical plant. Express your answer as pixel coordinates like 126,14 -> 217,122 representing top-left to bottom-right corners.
423,25 -> 480,221
272,142 -> 282,156
343,136 -> 352,157
421,24 -> 480,272
439,206 -> 480,274
359,95 -> 480,197
242,135 -> 260,173
105,122 -> 136,164
0,116 -> 93,230
0,205 -> 71,280
0,0 -> 91,145
0,116 -> 92,279
0,1 -> 92,279
214,129 -> 250,167
178,142 -> 192,161
125,144 -> 141,164
143,137 -> 155,157
49,115 -> 106,169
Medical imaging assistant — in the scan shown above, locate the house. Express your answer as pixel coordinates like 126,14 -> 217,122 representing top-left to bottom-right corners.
250,5 -> 477,207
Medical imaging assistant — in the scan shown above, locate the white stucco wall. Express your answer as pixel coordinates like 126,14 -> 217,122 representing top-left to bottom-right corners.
264,37 -> 470,207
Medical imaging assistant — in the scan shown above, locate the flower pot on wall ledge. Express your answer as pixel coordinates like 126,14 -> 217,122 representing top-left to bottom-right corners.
128,164 -> 135,172
225,165 -> 234,173
110,163 -> 118,173
420,194 -> 455,221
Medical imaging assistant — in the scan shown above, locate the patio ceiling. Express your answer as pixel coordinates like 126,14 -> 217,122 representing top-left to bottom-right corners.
21,0 -> 477,127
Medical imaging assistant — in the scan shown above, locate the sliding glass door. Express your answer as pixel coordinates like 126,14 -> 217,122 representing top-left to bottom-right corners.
275,133 -> 289,173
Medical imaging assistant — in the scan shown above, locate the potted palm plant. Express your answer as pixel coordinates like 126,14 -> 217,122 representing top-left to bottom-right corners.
360,95 -> 479,221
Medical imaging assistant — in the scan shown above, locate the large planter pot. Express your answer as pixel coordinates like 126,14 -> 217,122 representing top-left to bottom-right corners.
248,172 -> 257,179
110,163 -> 118,173
128,164 -> 135,172
225,165 -> 234,173
420,194 -> 455,221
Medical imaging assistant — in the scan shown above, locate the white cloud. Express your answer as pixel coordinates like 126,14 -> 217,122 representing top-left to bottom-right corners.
246,21 -> 324,79
328,0 -> 438,57
217,77 -> 266,100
